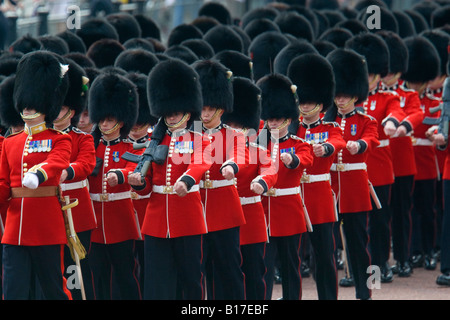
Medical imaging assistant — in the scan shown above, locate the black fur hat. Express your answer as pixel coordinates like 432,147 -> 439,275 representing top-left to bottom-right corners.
147,58 -> 202,120
126,72 -> 158,126
134,14 -> 161,40
38,35 -> 70,56
0,75 -> 23,128
377,30 -> 409,75
214,50 -> 253,80
164,45 -> 199,64
240,6 -> 279,29
106,12 -> 142,44
203,25 -> 243,54
123,38 -> 155,52
87,38 -> 125,68
114,48 -> 159,74
421,29 -> 450,76
248,31 -> 289,82
192,59 -> 234,113
273,40 -> 318,75
274,11 -> 314,42
76,18 -> 119,50
14,51 -> 69,123
431,5 -> 450,29
63,58 -> 89,117
198,1 -> 232,25
401,35 -> 440,83
244,18 -> 281,40
168,24 -> 203,47
88,72 -> 138,138
326,48 -> 369,105
222,76 -> 261,131
56,30 -> 87,53
319,27 -> 354,48
287,53 -> 335,112
257,73 -> 299,120
9,35 -> 41,54
0,52 -> 22,77
392,10 -> 417,38
181,39 -> 215,59
345,32 -> 390,77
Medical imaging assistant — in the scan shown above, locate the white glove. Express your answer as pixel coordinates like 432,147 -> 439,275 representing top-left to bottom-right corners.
23,172 -> 39,189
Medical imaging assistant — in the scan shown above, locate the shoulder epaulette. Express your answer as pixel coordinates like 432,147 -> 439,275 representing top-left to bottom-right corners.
426,93 -> 441,101
290,134 -> 306,142
249,141 -> 267,151
322,120 -> 340,127
379,89 -> 399,96
356,109 -> 376,121
48,128 -> 66,135
188,129 -> 204,137
72,127 -> 87,135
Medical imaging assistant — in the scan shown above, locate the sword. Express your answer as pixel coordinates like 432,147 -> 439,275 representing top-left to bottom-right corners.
368,181 -> 382,209
62,196 -> 86,300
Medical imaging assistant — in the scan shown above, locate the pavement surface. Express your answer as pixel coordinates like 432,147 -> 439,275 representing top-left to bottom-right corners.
271,260 -> 450,300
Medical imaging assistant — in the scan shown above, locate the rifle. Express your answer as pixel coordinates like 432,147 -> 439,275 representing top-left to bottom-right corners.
423,77 -> 450,141
121,121 -> 168,182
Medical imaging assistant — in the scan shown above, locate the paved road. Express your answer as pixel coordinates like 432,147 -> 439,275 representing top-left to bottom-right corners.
272,261 -> 450,300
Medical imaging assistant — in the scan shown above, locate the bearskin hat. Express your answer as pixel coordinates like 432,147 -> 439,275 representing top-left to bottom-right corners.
56,30 -> 87,53
0,52 -> 22,77
421,29 -> 450,77
106,13 -> 142,44
87,38 -> 125,68
134,14 -> 161,40
214,50 -> 253,80
147,58 -> 202,121
190,16 -> 220,34
13,51 -> 69,123
198,1 -> 232,25
273,39 -> 318,75
203,25 -> 244,54
9,35 -> 41,54
377,30 -> 409,75
38,35 -> 70,56
114,49 -> 159,74
401,35 -> 440,83
126,72 -> 158,126
164,45 -> 199,64
274,11 -> 314,42
192,59 -> 233,113
181,39 -> 215,59
248,31 -> 289,81
257,73 -> 299,121
319,27 -> 354,48
240,6 -> 278,29
88,72 -> 138,138
287,53 -> 335,112
63,58 -> 89,117
431,5 -> 450,29
392,10 -> 416,38
345,32 -> 390,77
222,76 -> 261,131
244,18 -> 281,40
0,75 -> 23,129
76,18 -> 119,50
326,48 -> 369,105
123,38 -> 155,52
168,24 -> 203,47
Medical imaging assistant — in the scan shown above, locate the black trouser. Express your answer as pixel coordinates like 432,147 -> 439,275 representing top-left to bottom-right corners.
264,233 -> 303,300
309,222 -> 338,300
89,240 -> 141,300
204,227 -> 245,300
3,244 -> 69,300
144,234 -> 204,300
369,184 -> 392,267
341,211 -> 371,300
241,242 -> 267,300
410,179 -> 437,258
439,180 -> 450,274
391,175 -> 414,263
63,230 -> 94,300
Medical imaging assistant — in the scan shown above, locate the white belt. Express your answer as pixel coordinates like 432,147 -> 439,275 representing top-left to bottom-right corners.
130,191 -> 151,200
412,138 -> 433,146
330,163 -> 367,172
301,173 -> 330,183
90,191 -> 131,202
377,139 -> 389,147
264,186 -> 300,197
152,184 -> 199,194
240,195 -> 261,205
60,179 -> 88,192
200,179 -> 236,189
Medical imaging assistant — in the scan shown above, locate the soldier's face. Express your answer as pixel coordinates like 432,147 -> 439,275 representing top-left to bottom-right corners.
78,110 -> 92,132
334,96 -> 356,112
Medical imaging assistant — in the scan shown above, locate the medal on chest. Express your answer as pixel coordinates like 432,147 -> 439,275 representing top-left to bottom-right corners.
112,151 -> 120,162
350,124 -> 357,136
305,132 -> 328,144
174,141 -> 193,154
27,139 -> 52,153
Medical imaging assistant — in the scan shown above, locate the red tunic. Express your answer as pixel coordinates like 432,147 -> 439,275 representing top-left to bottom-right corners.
0,124 -> 71,246
137,129 -> 212,238
383,82 -> 424,177
236,141 -> 278,245
330,110 -> 380,213
60,127 -> 97,233
0,135 -> 5,240
296,119 -> 346,225
88,137 -> 141,244
261,133 -> 314,237
200,124 -> 247,232
412,93 -> 441,180
359,88 -> 405,186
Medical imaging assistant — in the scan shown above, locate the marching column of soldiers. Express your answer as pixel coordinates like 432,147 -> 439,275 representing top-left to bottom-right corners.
0,0 -> 448,300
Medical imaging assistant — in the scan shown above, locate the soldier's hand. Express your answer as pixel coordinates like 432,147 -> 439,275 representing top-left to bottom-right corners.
23,172 -> 39,189
106,172 -> 119,187
383,120 -> 397,137
425,125 -> 439,139
429,133 -> 446,146
60,169 -> 68,184
346,141 -> 360,155
222,165 -> 235,180
128,172 -> 144,186
250,181 -> 264,195
312,144 -> 325,157
174,181 -> 188,197
393,124 -> 408,137
280,152 -> 293,166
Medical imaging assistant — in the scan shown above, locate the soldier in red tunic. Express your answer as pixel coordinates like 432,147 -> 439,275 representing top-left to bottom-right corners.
52,58 -> 97,300
87,72 -> 142,299
288,53 -> 346,300
222,76 -> 278,300
323,48 -> 379,300
0,51 -> 72,299
193,59 -> 248,300
346,32 -> 406,282
402,36 -> 441,273
256,73 -> 314,300
129,59 -> 212,300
